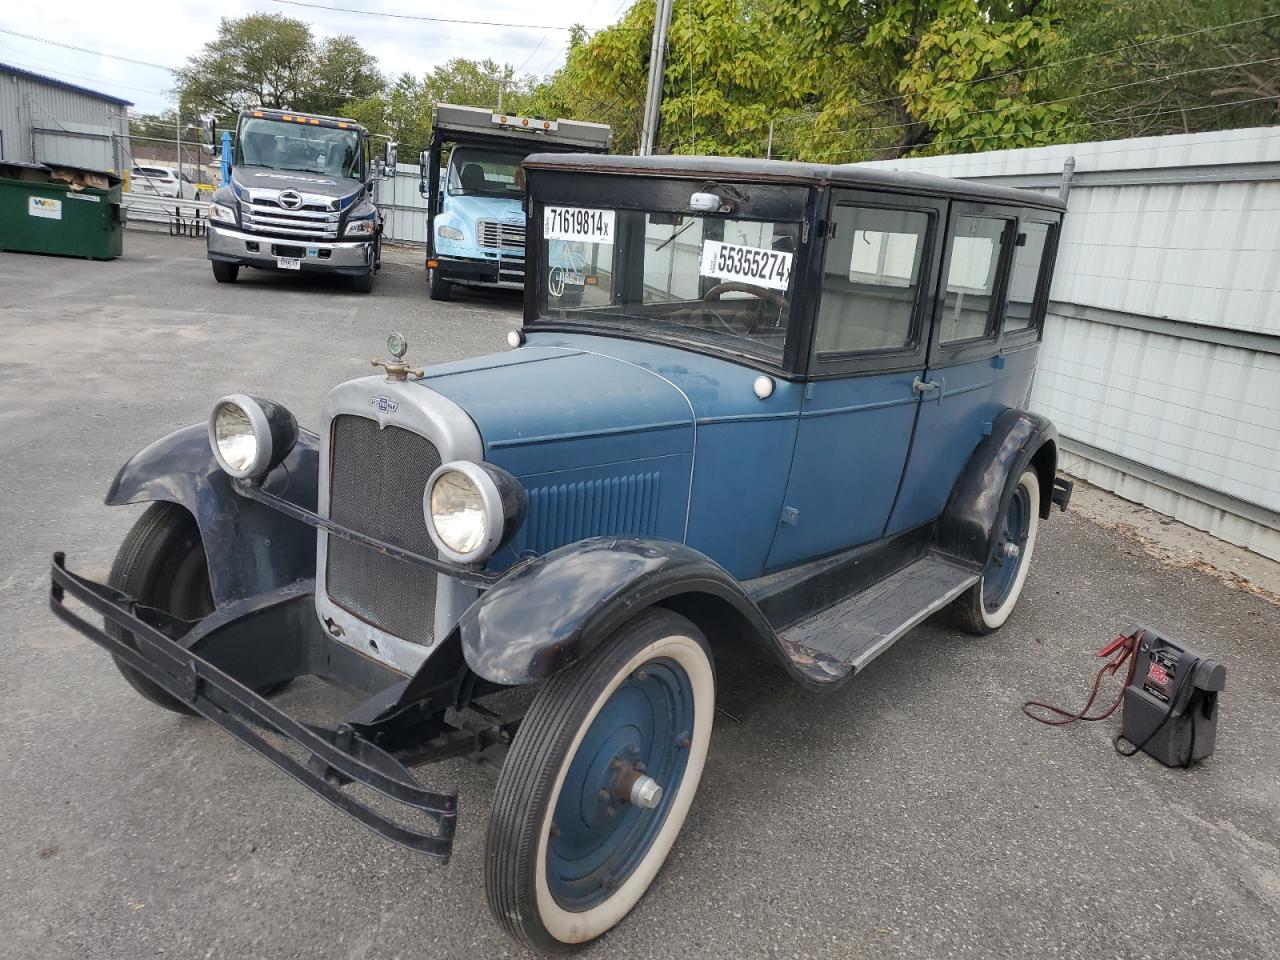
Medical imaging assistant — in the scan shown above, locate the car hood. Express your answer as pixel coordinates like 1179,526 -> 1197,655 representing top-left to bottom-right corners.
231,165 -> 364,205
421,345 -> 694,466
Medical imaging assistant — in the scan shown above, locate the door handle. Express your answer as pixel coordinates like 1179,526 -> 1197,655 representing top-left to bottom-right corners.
912,376 -> 945,404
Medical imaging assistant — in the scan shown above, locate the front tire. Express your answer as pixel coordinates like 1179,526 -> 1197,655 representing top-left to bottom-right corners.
211,261 -> 238,283
351,269 -> 375,294
106,502 -> 215,715
428,266 -> 452,301
485,609 -> 715,952
951,467 -> 1042,634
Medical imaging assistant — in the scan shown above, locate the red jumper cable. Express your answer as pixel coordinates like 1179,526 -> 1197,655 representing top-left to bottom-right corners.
1022,629 -> 1146,726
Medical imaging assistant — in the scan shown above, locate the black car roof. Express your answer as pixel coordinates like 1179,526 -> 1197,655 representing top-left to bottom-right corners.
523,152 -> 1066,212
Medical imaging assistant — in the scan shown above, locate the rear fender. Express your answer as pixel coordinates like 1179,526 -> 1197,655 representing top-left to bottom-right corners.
106,423 -> 320,605
453,537 -> 794,687
933,408 -> 1058,568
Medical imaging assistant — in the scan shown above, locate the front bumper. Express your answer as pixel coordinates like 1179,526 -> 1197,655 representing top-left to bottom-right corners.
431,254 -> 524,289
49,553 -> 459,859
208,224 -> 374,276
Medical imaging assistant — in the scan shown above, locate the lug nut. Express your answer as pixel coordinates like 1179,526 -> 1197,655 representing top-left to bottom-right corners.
676,732 -> 691,749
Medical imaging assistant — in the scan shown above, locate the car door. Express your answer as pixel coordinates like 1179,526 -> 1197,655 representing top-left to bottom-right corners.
765,189 -> 944,571
885,202 -> 1019,535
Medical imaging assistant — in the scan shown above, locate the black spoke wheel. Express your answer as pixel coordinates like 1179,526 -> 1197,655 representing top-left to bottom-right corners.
485,609 -> 715,952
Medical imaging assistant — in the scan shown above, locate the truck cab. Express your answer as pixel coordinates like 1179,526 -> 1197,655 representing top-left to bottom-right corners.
205,108 -> 397,293
420,104 -> 610,300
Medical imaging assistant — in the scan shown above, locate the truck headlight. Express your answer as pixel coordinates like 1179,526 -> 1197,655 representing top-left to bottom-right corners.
207,202 -> 236,225
424,461 -> 527,564
436,224 -> 464,240
345,217 -> 376,237
208,394 -> 298,480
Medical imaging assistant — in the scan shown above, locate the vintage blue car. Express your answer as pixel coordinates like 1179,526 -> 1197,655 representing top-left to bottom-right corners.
51,153 -> 1071,951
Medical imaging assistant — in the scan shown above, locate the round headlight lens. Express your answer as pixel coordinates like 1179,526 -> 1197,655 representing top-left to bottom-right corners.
213,401 -> 260,474
429,469 -> 487,555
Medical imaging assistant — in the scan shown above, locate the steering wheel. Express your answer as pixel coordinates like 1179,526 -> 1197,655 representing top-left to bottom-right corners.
700,281 -> 784,335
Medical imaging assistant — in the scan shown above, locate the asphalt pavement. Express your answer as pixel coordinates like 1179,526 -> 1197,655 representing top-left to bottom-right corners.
1,232 -> 1277,960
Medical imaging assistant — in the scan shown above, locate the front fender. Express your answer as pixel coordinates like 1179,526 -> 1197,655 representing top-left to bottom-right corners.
934,408 -> 1058,568
106,423 -> 319,605
454,537 -> 778,686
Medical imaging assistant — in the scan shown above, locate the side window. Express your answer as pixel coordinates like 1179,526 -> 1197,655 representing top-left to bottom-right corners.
939,215 -> 1009,345
1005,221 -> 1051,333
815,205 -> 929,356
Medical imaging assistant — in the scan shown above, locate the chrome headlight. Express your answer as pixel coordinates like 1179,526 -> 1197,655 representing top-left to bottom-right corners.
424,461 -> 527,564
345,217 -> 376,237
436,224 -> 464,240
207,394 -> 298,479
207,202 -> 236,225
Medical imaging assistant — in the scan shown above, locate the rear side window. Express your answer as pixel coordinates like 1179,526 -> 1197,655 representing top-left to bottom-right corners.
1005,221 -> 1051,333
939,215 -> 1009,344
133,167 -> 169,178
814,205 -> 930,355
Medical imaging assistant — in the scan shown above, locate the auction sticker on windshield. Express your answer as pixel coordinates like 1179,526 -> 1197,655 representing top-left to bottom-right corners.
700,240 -> 792,291
544,206 -> 615,244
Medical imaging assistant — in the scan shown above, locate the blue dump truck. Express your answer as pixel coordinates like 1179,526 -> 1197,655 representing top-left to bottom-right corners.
419,104 -> 611,300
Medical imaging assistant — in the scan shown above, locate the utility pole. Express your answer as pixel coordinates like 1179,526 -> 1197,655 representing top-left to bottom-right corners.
638,0 -> 674,156
175,111 -> 181,184
766,120 -> 774,159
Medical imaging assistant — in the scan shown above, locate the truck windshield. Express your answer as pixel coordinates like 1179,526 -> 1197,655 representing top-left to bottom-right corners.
237,117 -> 364,179
535,205 -> 800,363
447,148 -> 526,198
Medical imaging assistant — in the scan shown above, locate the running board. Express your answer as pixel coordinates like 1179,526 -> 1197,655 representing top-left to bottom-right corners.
778,554 -> 978,684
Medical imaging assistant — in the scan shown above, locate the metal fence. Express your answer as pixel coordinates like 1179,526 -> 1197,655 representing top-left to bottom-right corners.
857,125 -> 1280,561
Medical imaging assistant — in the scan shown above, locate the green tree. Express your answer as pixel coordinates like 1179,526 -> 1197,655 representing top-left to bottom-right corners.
176,13 -> 384,123
1052,0 -> 1279,139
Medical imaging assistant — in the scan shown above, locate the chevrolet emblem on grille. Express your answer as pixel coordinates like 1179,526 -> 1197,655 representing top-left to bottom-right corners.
370,395 -> 399,413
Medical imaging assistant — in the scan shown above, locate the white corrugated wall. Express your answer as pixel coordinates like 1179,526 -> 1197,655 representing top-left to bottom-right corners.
857,127 -> 1280,561
0,66 -> 131,172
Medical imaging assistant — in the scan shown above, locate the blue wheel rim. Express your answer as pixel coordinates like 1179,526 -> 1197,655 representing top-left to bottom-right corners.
983,484 -> 1031,612
547,656 -> 695,911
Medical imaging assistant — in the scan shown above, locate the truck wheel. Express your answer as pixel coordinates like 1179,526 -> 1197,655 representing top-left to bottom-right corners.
351,270 -> 375,294
106,502 -> 289,714
486,609 -> 715,952
428,267 -> 451,301
211,261 -> 238,284
950,468 -> 1041,635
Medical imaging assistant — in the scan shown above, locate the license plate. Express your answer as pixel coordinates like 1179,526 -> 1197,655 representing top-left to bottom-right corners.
277,257 -> 301,271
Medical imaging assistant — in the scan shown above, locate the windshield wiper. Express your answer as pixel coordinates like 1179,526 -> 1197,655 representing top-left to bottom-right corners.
655,218 -> 697,252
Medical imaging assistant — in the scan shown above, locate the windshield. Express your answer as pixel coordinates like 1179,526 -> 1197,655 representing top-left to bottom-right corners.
447,147 -> 527,198
236,117 -> 364,179
535,205 -> 800,363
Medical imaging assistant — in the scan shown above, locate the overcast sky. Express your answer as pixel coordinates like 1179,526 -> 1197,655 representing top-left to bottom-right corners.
0,0 -> 629,114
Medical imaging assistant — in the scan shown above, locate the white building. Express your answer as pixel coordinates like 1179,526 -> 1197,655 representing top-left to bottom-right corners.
0,61 -> 132,172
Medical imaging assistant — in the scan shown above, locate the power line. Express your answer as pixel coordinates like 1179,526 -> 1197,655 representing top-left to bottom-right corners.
0,53 -> 168,96
266,0 -> 575,30
814,95 -> 1276,163
0,26 -> 177,71
768,55 -> 1280,150
734,10 -> 1280,142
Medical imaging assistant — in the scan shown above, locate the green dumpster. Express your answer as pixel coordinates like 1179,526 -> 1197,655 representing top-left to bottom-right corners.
0,162 -> 125,260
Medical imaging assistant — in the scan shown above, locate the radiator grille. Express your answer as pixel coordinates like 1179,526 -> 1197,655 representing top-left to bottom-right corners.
476,219 -> 526,250
325,415 -> 441,646
514,472 -> 661,556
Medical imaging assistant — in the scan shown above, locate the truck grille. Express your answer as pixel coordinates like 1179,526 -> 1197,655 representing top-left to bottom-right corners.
477,219 -> 525,250
325,415 -> 441,647
240,195 -> 340,240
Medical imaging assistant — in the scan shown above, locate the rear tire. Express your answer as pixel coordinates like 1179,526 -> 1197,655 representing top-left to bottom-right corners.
485,609 -> 715,952
428,266 -> 452,301
950,468 -> 1041,635
211,261 -> 238,284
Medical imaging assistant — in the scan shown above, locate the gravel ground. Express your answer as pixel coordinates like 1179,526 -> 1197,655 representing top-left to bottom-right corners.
1,232 -> 1277,960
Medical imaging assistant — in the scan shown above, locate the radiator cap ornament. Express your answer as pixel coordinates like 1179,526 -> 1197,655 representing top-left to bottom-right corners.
371,331 -> 423,381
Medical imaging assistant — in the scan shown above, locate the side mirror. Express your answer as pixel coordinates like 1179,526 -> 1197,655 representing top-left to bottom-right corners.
200,116 -> 216,146
419,149 -> 429,175
385,141 -> 398,170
